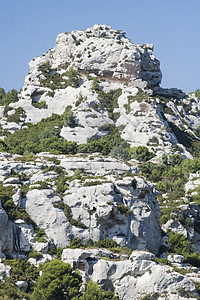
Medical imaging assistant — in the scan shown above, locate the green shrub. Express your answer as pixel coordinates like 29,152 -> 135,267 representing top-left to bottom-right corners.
0,182 -> 32,223
168,231 -> 192,256
117,203 -> 131,216
195,89 -> 200,99
55,175 -> 69,194
35,228 -> 47,243
7,107 -> 25,123
31,259 -> 82,300
28,251 -> 43,260
54,202 -> 87,229
31,181 -> 49,190
79,280 -> 119,300
83,180 -> 103,186
0,87 -> 19,106
184,252 -> 200,268
5,258 -> 39,292
70,237 -> 84,248
32,100 -> 47,109
3,108 -> 78,155
0,277 -> 30,299
94,239 -> 119,249
39,61 -> 81,90
110,146 -> 130,160
130,146 -> 155,162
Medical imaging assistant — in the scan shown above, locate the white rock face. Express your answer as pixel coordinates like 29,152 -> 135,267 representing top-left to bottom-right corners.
26,25 -> 161,89
15,280 -> 28,291
61,249 -> 197,299
25,189 -> 71,247
0,208 -> 17,257
18,154 -> 162,254
0,262 -> 11,281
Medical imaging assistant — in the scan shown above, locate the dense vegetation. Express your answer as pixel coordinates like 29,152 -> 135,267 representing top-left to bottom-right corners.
0,88 -> 19,106
39,61 -> 81,91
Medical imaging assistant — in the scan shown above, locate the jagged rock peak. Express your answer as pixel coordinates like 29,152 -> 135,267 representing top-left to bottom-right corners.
27,24 -> 162,89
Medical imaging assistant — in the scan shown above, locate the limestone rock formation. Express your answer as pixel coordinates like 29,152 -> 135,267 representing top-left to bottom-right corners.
1,25 -> 200,299
62,249 -> 197,299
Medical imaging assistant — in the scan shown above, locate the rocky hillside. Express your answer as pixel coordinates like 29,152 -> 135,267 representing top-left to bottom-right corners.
1,25 -> 200,299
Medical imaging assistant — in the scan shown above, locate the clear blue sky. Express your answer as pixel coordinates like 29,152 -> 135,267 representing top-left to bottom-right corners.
1,0 -> 199,93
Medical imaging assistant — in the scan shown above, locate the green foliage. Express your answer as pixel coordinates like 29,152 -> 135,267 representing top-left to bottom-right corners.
168,154 -> 183,166
195,89 -> 200,99
109,146 -> 130,160
3,107 -> 77,155
117,203 -> 131,216
168,231 -> 192,256
54,202 -> 87,229
0,277 -> 30,299
78,125 -> 129,156
148,136 -> 159,146
31,259 -> 82,300
83,180 -> 103,187
184,252 -> 200,268
55,175 -> 69,194
0,182 -> 32,223
69,168 -> 82,181
31,181 -> 49,190
39,61 -> 81,90
168,121 -> 200,157
91,79 -> 122,121
28,251 -> 43,260
130,146 -> 155,162
35,228 -> 47,243
6,107 -> 25,123
154,257 -> 169,265
5,258 -> 39,292
70,237 -> 84,249
194,124 -> 200,138
0,88 -> 19,106
78,280 -> 119,300
124,89 -> 149,114
94,239 -> 119,249
32,101 -> 47,109
17,151 -> 36,162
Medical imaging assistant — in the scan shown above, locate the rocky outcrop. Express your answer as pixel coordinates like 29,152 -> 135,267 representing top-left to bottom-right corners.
0,152 -> 162,256
26,25 -> 161,90
62,249 -> 197,300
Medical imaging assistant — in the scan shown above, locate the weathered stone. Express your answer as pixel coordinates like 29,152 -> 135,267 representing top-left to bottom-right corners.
15,280 -> 28,291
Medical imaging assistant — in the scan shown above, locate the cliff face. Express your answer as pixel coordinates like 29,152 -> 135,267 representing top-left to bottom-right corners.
0,25 -> 200,299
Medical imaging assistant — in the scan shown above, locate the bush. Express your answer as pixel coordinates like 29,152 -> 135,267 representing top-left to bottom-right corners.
70,237 -> 84,248
109,146 -> 130,160
195,89 -> 200,99
31,260 -> 82,300
130,146 -> 155,162
0,182 -> 33,223
32,100 -> 47,109
39,62 -> 81,90
7,107 -> 25,123
0,277 -> 30,299
79,280 -> 119,300
5,258 -> 39,292
184,252 -> 200,268
168,231 -> 192,256
117,203 -> 131,216
94,239 -> 119,249
0,87 -> 19,106
55,176 -> 69,194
